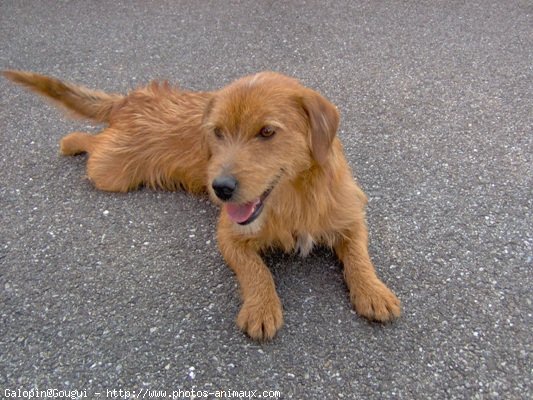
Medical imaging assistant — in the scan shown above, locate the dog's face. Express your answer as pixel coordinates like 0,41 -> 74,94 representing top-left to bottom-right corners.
203,72 -> 339,231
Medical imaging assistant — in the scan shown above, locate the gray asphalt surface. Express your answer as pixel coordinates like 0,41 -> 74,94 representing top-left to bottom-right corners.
1,1 -> 532,399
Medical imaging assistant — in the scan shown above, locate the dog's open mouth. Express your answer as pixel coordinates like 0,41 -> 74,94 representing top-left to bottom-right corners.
224,174 -> 282,225
225,189 -> 270,225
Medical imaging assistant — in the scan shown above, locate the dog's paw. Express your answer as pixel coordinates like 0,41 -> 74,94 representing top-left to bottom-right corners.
351,280 -> 401,322
237,296 -> 283,341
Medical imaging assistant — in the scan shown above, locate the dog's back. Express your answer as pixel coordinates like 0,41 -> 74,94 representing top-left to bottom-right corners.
4,70 -> 212,193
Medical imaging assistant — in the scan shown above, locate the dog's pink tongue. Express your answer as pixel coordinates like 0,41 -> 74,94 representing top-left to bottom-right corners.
225,199 -> 260,223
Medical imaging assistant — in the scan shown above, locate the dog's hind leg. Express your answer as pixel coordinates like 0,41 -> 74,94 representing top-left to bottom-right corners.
60,128 -> 142,192
60,132 -> 98,155
85,151 -> 143,193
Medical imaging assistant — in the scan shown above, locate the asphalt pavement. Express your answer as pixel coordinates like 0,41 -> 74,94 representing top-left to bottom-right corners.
1,1 -> 531,399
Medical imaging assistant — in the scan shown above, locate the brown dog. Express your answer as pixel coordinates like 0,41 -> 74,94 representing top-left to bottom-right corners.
3,70 -> 401,340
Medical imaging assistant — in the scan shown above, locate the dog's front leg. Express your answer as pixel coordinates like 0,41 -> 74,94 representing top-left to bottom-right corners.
217,225 -> 283,340
335,220 -> 401,322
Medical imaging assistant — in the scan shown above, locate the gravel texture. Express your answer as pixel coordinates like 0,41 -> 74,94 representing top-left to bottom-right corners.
1,1 -> 531,399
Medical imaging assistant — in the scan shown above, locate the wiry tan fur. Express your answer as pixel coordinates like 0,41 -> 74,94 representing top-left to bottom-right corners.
4,70 -> 401,340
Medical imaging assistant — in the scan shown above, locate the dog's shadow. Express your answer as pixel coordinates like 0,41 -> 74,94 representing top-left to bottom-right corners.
262,246 -> 347,310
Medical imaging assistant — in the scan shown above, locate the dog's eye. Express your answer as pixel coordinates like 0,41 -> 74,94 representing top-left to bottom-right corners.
258,126 -> 276,139
213,127 -> 224,139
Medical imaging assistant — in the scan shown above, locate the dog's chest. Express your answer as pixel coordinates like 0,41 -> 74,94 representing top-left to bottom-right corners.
295,232 -> 315,257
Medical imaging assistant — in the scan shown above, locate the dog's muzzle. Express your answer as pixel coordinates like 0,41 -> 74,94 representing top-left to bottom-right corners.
225,187 -> 271,226
212,175 -> 238,201
211,174 -> 264,225
212,170 -> 283,226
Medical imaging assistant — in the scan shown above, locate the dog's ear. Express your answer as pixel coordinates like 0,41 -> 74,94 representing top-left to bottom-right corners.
202,96 -> 216,128
300,89 -> 339,165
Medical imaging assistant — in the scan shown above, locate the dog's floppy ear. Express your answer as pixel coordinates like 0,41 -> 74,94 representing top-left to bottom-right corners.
202,96 -> 216,127
300,89 -> 340,165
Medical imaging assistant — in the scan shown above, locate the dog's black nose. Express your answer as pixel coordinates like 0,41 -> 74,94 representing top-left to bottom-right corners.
212,175 -> 238,201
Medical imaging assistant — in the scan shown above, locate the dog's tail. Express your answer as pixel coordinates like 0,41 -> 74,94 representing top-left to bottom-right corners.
3,70 -> 124,123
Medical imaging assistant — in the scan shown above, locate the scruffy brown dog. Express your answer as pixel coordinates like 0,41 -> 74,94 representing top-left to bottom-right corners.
4,70 -> 401,340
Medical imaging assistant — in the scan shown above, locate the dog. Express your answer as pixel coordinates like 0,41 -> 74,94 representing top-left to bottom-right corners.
3,70 -> 401,340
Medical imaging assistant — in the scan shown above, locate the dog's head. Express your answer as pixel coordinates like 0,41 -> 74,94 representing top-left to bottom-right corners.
203,72 -> 339,230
